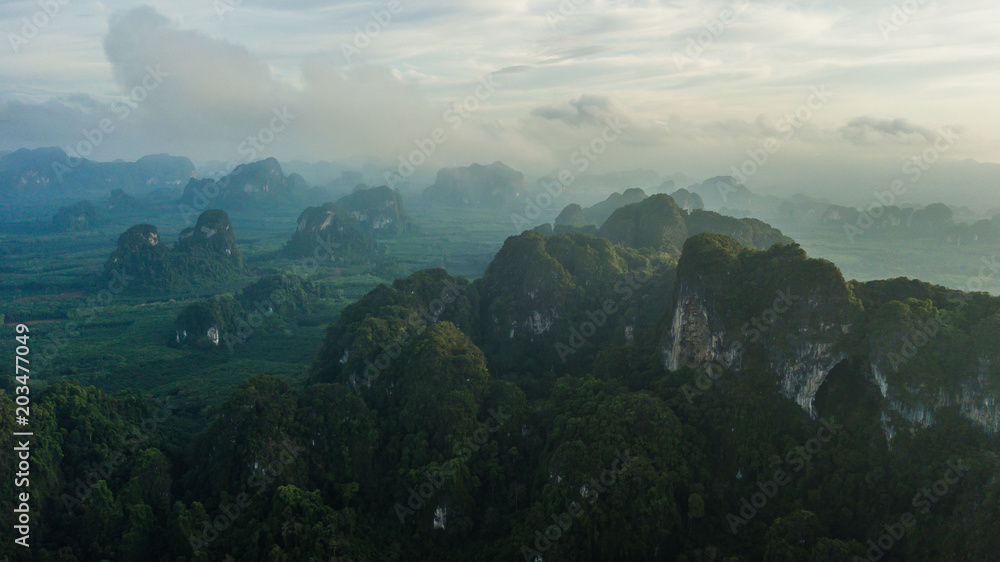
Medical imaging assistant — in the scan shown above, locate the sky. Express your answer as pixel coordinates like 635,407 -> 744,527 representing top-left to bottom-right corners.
1,0 -> 999,205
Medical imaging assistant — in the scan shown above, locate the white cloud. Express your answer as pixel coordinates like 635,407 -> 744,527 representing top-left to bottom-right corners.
0,1 -> 997,205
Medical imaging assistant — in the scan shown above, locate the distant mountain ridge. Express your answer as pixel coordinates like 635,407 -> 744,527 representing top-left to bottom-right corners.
553,192 -> 793,253
333,185 -> 419,237
281,202 -> 384,265
423,161 -> 525,208
0,147 -> 194,201
180,157 -> 310,211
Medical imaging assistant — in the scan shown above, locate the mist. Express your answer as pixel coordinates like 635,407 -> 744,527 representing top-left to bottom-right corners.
2,0 -> 999,207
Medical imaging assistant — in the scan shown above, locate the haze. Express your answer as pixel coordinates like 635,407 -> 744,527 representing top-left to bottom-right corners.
2,0 -> 999,206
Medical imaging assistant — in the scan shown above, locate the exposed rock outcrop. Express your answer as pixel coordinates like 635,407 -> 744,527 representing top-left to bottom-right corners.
662,234 -> 857,417
281,202 -> 384,264
102,209 -> 246,294
334,185 -> 418,237
180,158 -> 309,210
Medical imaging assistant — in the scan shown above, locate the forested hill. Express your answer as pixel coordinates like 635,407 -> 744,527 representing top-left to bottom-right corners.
100,209 -> 248,295
551,193 -> 793,254
0,148 -> 194,202
2,229 -> 999,561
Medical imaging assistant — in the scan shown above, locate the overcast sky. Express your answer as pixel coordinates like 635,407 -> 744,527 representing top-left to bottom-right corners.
2,0 -> 999,203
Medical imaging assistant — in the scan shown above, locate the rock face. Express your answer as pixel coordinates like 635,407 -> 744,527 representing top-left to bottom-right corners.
333,185 -> 418,237
858,284 -> 1000,437
174,274 -> 316,349
53,200 -> 100,231
111,223 -> 165,257
1,147 -> 194,201
663,234 -> 858,417
173,295 -> 243,348
178,209 -> 242,261
666,289 -> 723,372
281,202 -> 383,264
664,236 -> 1000,435
180,158 -> 309,210
477,230 -> 663,372
303,223 -> 1000,442
103,224 -> 175,289
423,161 -> 524,208
102,209 -> 246,293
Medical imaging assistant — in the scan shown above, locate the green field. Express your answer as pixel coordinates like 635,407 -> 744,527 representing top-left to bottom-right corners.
0,202 -> 520,428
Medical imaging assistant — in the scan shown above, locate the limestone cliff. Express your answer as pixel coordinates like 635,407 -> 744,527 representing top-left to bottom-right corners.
861,290 -> 1000,436
664,238 -> 1000,436
280,202 -> 384,264
333,185 -> 418,237
663,234 -> 858,417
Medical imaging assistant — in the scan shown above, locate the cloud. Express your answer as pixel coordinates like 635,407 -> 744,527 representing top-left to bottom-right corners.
0,0 -> 998,207
531,94 -> 619,127
103,6 -> 279,127
840,117 -> 941,145
495,65 -> 533,75
1,6 -> 457,165
540,44 -> 614,64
